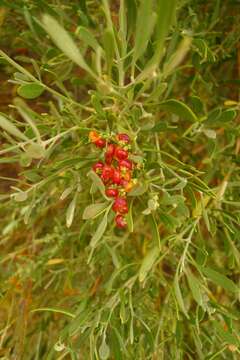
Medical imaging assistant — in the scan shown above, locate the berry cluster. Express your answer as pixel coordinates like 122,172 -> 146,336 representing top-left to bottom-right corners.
89,131 -> 136,229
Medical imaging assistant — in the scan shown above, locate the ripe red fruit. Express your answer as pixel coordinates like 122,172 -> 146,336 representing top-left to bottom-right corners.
92,161 -> 104,174
115,146 -> 128,160
105,143 -> 115,164
117,133 -> 130,144
112,197 -> 128,214
115,214 -> 127,228
105,188 -> 119,198
101,165 -> 114,184
119,159 -> 133,170
112,168 -> 121,185
94,138 -> 106,148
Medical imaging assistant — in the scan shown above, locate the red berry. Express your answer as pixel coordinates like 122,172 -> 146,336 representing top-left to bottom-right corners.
119,159 -> 133,170
112,168 -> 121,185
92,161 -> 104,174
101,165 -> 114,184
94,138 -> 106,148
117,133 -> 130,144
115,214 -> 127,228
112,197 -> 128,214
115,146 -> 128,160
105,143 -> 115,164
105,188 -> 119,198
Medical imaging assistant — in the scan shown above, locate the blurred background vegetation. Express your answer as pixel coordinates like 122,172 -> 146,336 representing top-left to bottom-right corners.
0,0 -> 240,359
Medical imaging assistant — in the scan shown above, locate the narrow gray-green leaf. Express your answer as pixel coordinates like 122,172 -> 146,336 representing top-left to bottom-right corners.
199,266 -> 238,294
60,186 -> 74,201
139,246 -> 160,282
0,114 -> 28,141
14,98 -> 42,145
90,211 -> 108,248
76,26 -> 101,52
153,0 -> 177,62
102,28 -> 115,72
186,269 -> 203,307
136,0 -> 177,81
41,14 -> 96,78
133,0 -> 155,63
126,199 -> 134,232
149,214 -> 161,249
82,202 -> 108,220
88,170 -> 107,198
174,273 -> 189,318
213,320 -> 240,347
66,193 -> 77,228
119,0 -> 127,55
163,37 -> 192,77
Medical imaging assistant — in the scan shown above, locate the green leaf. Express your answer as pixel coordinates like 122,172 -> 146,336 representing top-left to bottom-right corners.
137,0 -> 177,81
163,36 -> 192,77
0,114 -> 28,141
133,0 -> 155,64
213,320 -> 240,346
154,0 -> 177,60
76,26 -> 101,52
186,269 -> 204,307
60,186 -> 74,201
102,28 -> 115,72
126,199 -> 134,232
99,338 -> 110,360
159,212 -> 180,230
119,0 -> 127,54
91,94 -> 105,117
149,214 -> 161,249
88,170 -> 106,198
82,202 -> 108,220
25,143 -> 46,159
17,83 -> 45,99
189,95 -> 204,114
128,182 -> 148,196
13,191 -> 28,202
14,98 -> 42,145
205,109 -> 236,126
90,211 -> 108,248
173,273 -> 189,318
139,246 -> 160,282
199,266 -> 238,294
194,38 -> 216,63
41,14 -> 96,78
66,193 -> 77,228
159,99 -> 198,122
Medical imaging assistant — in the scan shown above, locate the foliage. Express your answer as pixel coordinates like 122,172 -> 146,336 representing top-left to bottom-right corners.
0,0 -> 240,359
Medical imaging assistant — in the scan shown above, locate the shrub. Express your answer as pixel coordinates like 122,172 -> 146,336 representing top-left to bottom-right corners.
0,1 -> 240,359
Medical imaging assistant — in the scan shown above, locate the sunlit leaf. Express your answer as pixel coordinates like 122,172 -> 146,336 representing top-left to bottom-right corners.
82,202 -> 108,220
0,114 -> 28,141
139,246 -> 160,282
17,83 -> 45,99
41,14 -> 96,78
